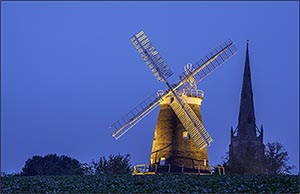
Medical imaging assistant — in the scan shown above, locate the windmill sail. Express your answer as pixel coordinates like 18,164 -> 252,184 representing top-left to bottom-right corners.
167,40 -> 236,149
175,40 -> 237,91
111,91 -> 166,140
170,94 -> 213,150
111,32 -> 237,146
130,30 -> 173,82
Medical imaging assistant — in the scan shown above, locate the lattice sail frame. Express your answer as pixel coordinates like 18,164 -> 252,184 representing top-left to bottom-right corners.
111,30 -> 237,148
130,31 -> 173,82
170,95 -> 212,149
112,91 -> 164,140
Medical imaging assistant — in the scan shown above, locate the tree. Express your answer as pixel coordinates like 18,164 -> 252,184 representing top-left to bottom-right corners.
21,154 -> 84,176
94,154 -> 132,175
265,142 -> 294,175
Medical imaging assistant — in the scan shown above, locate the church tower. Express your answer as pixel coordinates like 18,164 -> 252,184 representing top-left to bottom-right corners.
228,41 -> 265,174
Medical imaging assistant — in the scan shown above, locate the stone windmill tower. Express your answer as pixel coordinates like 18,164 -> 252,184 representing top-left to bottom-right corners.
110,30 -> 237,173
150,65 -> 209,172
228,41 -> 265,174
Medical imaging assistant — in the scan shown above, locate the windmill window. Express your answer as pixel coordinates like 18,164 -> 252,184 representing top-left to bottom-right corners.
170,97 -> 174,103
160,157 -> 166,165
183,131 -> 190,140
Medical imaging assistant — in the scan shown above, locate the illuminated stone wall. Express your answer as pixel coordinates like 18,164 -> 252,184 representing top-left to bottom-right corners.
150,96 -> 209,171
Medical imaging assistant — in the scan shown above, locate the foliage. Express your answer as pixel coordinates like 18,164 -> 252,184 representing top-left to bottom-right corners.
21,154 -> 83,176
81,162 -> 96,176
1,174 -> 299,193
81,154 -> 132,175
221,151 -> 229,167
94,154 -> 132,175
265,142 -> 294,175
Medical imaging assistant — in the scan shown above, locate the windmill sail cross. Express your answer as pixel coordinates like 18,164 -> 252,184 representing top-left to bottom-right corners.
111,30 -> 237,150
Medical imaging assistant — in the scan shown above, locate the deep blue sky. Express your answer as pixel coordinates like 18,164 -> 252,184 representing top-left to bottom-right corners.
2,2 -> 299,174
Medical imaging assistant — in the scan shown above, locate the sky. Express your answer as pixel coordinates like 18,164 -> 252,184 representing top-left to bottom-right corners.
1,1 -> 299,174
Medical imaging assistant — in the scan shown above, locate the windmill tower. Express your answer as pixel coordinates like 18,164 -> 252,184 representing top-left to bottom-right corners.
150,65 -> 209,172
110,30 -> 237,174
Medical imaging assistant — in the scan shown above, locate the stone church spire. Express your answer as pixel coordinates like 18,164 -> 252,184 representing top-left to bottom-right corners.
237,41 -> 257,139
228,41 -> 265,174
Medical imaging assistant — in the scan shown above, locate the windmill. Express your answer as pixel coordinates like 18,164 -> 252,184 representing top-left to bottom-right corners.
110,30 -> 237,174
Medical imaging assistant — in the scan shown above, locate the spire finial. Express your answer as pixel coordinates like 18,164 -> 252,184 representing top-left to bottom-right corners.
247,40 -> 249,47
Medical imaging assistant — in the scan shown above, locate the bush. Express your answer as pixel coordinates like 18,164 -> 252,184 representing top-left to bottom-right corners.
21,154 -> 83,176
89,154 -> 132,175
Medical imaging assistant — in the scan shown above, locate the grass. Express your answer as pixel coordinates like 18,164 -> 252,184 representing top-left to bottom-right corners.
1,174 -> 299,193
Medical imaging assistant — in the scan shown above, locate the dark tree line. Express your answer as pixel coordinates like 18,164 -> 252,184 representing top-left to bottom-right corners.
21,154 -> 132,176
14,142 -> 294,176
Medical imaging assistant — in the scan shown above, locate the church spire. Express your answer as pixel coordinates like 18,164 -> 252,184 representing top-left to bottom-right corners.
229,41 -> 265,174
237,41 -> 257,139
